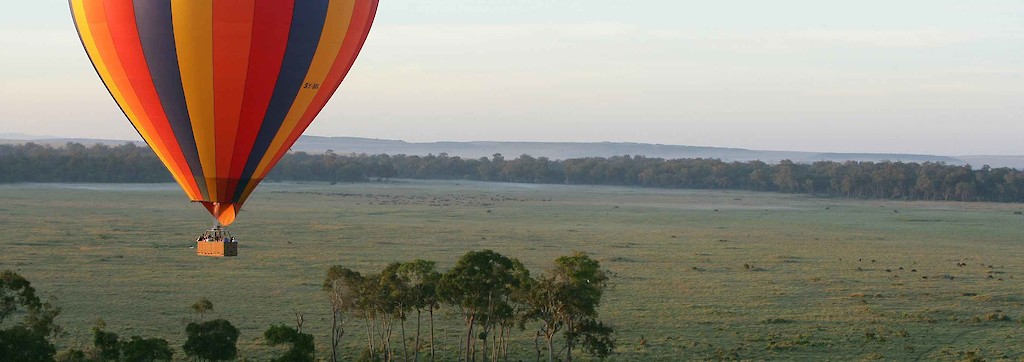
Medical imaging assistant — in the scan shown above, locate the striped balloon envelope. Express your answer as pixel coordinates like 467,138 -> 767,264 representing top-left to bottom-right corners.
69,0 -> 378,226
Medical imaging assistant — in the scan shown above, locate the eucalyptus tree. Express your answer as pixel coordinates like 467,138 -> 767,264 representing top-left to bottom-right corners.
380,262 -> 413,362
440,250 -> 529,362
324,266 -> 364,362
397,260 -> 442,362
522,252 -> 612,362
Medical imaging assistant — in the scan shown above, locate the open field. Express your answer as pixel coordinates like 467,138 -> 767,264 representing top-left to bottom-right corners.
2,180 -> 1024,360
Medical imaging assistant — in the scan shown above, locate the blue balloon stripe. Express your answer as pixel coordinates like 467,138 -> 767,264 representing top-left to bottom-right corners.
133,0 -> 209,199
233,0 -> 330,202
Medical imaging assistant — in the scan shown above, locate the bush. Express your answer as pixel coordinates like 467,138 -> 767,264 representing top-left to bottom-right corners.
121,336 -> 173,361
0,270 -> 60,362
264,324 -> 314,362
0,325 -> 56,362
93,327 -> 120,361
54,348 -> 88,362
183,319 -> 239,361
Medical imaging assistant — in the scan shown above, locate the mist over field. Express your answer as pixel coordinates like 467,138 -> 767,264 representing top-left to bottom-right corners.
10,134 -> 1024,168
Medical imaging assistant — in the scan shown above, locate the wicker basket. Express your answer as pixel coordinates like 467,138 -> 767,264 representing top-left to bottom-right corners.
196,240 -> 238,257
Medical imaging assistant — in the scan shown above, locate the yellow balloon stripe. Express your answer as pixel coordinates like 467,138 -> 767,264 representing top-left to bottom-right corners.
250,0 -> 356,180
71,0 -> 199,200
172,0 -> 218,201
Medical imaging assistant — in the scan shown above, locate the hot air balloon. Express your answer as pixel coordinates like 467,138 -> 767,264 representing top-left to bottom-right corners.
70,0 -> 378,256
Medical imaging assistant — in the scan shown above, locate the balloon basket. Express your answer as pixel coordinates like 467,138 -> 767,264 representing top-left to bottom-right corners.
195,226 -> 238,257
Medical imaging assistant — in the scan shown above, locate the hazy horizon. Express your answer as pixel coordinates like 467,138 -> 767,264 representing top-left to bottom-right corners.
1,1 -> 1021,155
7,131 -> 1024,158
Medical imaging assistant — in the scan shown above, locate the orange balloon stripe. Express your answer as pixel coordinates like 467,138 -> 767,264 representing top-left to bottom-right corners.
70,0 -> 199,201
102,0 -> 207,200
239,0 -> 377,205
252,0 -> 378,184
212,0 -> 256,203
78,0 -> 202,199
223,0 -> 295,203
248,0 -> 356,182
238,0 -> 377,206
131,0 -> 212,201
233,0 -> 330,204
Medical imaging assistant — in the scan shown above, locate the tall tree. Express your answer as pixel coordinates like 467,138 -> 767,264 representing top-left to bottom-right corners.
324,266 -> 363,362
440,250 -> 529,362
398,260 -> 441,362
379,263 -> 412,362
522,252 -> 612,362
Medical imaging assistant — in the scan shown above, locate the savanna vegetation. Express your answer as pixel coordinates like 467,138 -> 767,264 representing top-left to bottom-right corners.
1,181 -> 1023,360
322,250 -> 612,362
1,250 -> 613,362
0,270 -> 62,361
3,142 -> 1024,202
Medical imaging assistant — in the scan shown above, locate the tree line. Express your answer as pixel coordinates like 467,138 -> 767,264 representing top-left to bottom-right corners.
4,142 -> 1024,202
0,143 -> 168,183
1,249 -> 613,361
324,250 -> 613,362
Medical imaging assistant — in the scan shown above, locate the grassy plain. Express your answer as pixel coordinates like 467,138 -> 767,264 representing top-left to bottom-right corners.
1,180 -> 1023,361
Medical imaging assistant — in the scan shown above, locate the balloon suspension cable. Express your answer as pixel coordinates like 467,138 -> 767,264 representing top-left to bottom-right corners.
197,223 -> 235,243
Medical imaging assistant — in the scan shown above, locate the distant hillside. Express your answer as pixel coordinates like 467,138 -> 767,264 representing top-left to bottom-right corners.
0,132 -> 56,140
0,137 -> 145,147
292,136 -> 964,165
7,134 -> 1024,169
955,156 -> 1024,171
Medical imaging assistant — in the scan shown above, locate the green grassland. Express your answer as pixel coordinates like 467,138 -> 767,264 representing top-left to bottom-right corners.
2,180 -> 1023,360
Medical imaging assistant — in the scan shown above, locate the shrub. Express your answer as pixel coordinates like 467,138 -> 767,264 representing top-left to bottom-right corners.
121,336 -> 173,361
183,319 -> 239,361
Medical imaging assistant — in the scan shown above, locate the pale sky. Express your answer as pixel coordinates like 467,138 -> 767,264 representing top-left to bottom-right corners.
1,1 -> 1022,155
